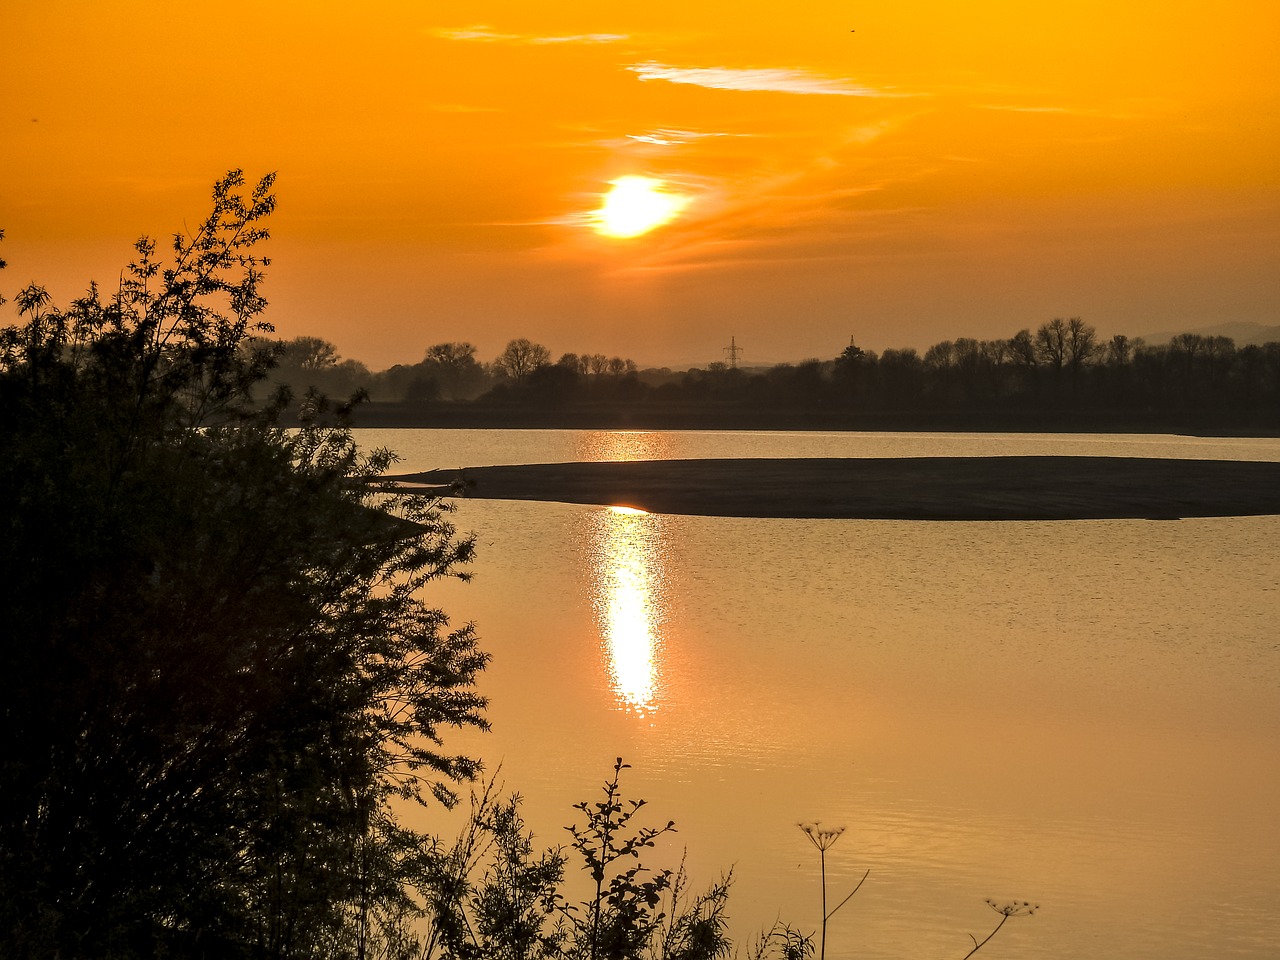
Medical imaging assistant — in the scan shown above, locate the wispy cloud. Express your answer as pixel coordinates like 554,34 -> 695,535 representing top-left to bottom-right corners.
530,33 -> 629,45
627,62 -> 904,98
976,102 -> 1146,121
433,25 -> 627,45
432,26 -> 513,42
627,133 -> 681,145
624,128 -> 749,146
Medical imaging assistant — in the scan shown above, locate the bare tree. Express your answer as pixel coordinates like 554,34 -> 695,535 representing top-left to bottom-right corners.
1008,329 -> 1038,368
493,337 -> 551,386
1064,317 -> 1098,372
1106,334 -> 1133,367
1034,318 -> 1069,373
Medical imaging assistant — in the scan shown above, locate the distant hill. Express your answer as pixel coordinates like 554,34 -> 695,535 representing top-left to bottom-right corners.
1133,321 -> 1280,347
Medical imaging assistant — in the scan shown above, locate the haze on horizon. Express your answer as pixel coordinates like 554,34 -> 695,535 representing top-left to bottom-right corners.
2,0 -> 1277,370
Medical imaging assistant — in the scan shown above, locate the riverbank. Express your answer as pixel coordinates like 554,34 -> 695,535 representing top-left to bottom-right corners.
389,456 -> 1280,520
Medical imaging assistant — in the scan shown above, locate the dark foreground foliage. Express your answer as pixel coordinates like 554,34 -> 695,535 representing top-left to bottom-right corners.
418,759 -> 812,960
0,173 -> 488,958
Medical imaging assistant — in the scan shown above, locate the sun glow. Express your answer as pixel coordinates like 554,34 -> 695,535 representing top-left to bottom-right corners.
592,176 -> 688,238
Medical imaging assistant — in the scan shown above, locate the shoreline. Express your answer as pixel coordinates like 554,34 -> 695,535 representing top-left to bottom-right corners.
390,456 -> 1280,521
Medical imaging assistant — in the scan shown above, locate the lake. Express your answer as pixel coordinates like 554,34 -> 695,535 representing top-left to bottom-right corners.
357,429 -> 1280,960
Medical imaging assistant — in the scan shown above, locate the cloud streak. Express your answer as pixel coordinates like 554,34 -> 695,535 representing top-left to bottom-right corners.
433,25 -> 627,45
624,128 -> 749,146
531,33 -> 629,45
627,62 -> 904,98
975,101 -> 1148,121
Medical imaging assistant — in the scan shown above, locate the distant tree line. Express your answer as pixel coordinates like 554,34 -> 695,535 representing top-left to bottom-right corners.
262,318 -> 1280,424
259,336 -> 648,407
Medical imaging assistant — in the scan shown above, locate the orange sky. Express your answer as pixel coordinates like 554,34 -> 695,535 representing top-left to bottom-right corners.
2,0 -> 1277,368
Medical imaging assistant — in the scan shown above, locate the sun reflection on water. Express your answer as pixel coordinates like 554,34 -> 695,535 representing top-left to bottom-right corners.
588,505 -> 669,714
574,430 -> 676,462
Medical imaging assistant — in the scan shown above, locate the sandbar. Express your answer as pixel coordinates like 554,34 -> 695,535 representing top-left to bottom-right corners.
389,457 -> 1280,520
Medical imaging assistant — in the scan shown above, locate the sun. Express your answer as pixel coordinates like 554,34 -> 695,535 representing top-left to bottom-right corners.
592,176 -> 689,238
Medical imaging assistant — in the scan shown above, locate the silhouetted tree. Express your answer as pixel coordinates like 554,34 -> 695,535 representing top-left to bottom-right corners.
494,338 -> 552,387
1034,318 -> 1069,375
1063,318 -> 1098,372
1007,328 -> 1039,397
1133,340 -> 1177,404
289,334 -> 340,369
526,361 -> 582,405
832,342 -> 873,407
264,335 -> 372,401
981,338 -> 1016,399
1098,334 -> 1136,402
1061,317 -> 1098,395
0,172 -> 487,959
423,341 -> 487,400
951,338 -> 989,402
923,339 -> 959,403
1234,343 -> 1268,405
558,351 -> 589,375
1106,334 -> 1133,367
1201,335 -> 1237,401
877,347 -> 924,408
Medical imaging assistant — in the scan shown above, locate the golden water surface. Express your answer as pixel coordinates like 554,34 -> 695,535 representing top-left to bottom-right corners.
384,430 -> 1280,960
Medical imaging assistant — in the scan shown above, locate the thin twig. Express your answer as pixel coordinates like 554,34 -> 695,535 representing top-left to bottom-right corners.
959,912 -> 1008,960
825,868 -> 870,921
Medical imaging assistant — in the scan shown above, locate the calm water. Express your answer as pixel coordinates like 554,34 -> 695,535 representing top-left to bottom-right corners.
359,429 -> 1280,960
